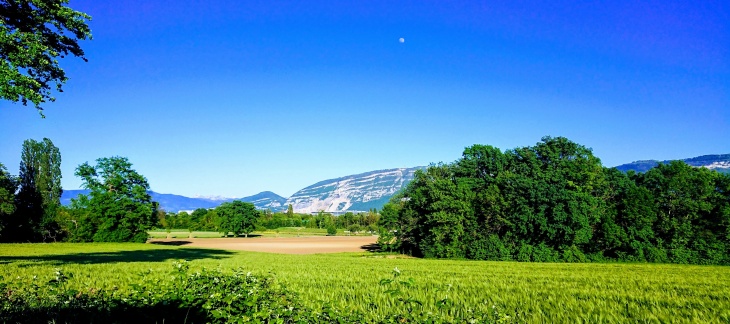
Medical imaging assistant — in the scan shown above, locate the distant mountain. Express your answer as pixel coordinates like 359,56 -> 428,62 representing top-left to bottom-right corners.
60,190 -> 286,212
61,167 -> 422,213
239,191 -> 287,211
151,192 -> 229,212
615,154 -> 730,174
285,167 -> 425,213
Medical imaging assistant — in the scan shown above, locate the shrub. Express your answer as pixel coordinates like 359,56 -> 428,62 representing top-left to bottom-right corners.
516,243 -> 533,262
0,262 -> 360,323
467,235 -> 512,260
644,245 -> 669,263
347,224 -> 361,233
532,243 -> 559,262
562,245 -> 588,263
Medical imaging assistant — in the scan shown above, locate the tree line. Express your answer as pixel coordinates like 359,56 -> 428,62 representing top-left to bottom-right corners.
378,136 -> 730,265
161,206 -> 380,236
0,138 -> 380,242
0,138 -> 160,243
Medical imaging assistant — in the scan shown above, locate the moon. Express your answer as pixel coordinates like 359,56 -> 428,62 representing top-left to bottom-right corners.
399,38 -> 405,43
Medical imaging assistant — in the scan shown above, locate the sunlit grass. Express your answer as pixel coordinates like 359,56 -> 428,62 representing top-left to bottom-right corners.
1,243 -> 729,322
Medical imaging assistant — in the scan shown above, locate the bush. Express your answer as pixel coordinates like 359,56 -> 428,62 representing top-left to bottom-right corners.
643,246 -> 668,263
377,227 -> 401,252
0,262 -> 360,323
347,224 -> 361,233
562,245 -> 588,263
669,245 -> 698,265
467,235 -> 512,261
326,225 -> 337,236
532,243 -> 559,262
516,243 -> 533,262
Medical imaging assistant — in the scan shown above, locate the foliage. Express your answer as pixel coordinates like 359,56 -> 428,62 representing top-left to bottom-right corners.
0,163 -> 18,235
380,136 -> 730,265
216,200 -> 258,237
254,209 -> 380,234
634,161 -> 730,264
69,157 -> 158,242
0,262 -> 361,323
189,207 -> 216,231
3,138 -> 62,242
1,0 -> 92,115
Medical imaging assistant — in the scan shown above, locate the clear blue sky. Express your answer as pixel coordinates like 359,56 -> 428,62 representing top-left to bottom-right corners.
1,0 -> 728,198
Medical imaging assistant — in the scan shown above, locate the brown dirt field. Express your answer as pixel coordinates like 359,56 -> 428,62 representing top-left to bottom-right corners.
148,236 -> 379,254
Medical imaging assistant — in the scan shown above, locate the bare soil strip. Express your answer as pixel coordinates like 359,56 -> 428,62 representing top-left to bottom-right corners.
148,236 -> 379,254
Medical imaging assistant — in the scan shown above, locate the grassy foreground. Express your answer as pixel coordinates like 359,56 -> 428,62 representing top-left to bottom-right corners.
1,243 -> 729,322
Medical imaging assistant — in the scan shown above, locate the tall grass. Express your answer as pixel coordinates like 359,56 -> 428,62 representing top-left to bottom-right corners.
1,243 -> 729,322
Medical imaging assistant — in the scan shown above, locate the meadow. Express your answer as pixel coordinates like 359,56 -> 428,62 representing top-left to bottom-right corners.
1,242 -> 729,322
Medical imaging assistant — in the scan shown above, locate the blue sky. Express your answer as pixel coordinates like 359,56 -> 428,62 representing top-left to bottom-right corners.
1,0 -> 728,198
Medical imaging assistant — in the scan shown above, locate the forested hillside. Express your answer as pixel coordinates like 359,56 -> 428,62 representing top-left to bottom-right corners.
379,137 -> 730,265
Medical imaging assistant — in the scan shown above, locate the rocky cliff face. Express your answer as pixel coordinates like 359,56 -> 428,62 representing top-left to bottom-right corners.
285,167 -> 425,213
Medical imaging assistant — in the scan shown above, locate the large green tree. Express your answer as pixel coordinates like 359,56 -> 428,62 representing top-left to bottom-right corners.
593,168 -> 658,261
71,157 -> 158,243
634,161 -> 730,264
216,201 -> 258,237
10,138 -> 62,242
501,137 -> 605,252
189,208 -> 215,231
1,0 -> 92,114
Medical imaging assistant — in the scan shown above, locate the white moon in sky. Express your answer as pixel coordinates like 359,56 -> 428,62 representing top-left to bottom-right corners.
399,38 -> 405,43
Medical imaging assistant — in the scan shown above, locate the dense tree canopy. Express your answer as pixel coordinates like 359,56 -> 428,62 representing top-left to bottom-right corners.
69,157 -> 158,243
380,137 -> 730,265
3,138 -> 62,242
0,163 -> 18,236
1,0 -> 92,114
216,201 -> 258,237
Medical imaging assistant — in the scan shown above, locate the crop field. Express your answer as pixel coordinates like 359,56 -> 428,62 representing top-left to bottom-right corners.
1,243 -> 729,322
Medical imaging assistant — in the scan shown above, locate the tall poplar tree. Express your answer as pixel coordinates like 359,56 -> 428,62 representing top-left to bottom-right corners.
10,138 -> 62,241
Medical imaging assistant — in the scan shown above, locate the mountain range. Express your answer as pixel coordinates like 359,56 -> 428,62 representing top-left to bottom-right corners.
61,190 -> 287,212
614,154 -> 730,174
60,154 -> 728,213
60,167 -> 423,213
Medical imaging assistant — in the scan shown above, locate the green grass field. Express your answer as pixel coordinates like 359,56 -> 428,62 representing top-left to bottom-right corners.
1,243 -> 729,322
